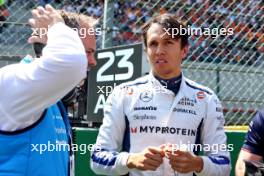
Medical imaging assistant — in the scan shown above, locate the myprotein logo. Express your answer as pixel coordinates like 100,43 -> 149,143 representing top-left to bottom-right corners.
131,127 -> 137,133
130,126 -> 196,136
134,106 -> 157,111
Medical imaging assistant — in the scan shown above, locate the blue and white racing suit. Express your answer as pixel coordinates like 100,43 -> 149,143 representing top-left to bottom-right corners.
91,73 -> 231,176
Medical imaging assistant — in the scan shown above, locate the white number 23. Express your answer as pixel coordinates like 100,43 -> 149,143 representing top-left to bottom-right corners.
96,48 -> 134,82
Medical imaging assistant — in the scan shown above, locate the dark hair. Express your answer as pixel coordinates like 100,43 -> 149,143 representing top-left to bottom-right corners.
142,13 -> 188,48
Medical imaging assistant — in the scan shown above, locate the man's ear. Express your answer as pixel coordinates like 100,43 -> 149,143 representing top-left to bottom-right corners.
181,45 -> 189,60
143,46 -> 150,62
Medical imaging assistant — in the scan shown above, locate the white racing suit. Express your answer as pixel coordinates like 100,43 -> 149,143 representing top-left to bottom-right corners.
91,73 -> 231,176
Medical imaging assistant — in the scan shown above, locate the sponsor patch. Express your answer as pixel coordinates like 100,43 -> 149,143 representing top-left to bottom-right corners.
173,108 -> 197,115
197,91 -> 205,99
130,127 -> 137,133
134,106 -> 157,111
216,116 -> 225,125
133,114 -> 157,121
126,87 -> 134,95
140,90 -> 153,102
216,107 -> 223,112
178,97 -> 197,106
130,126 -> 197,136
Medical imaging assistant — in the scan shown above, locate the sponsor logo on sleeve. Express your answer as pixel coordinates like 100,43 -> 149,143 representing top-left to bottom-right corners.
216,115 -> 225,126
216,107 -> 223,112
125,87 -> 134,95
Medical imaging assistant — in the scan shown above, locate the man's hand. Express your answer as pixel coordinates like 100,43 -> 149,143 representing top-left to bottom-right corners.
28,4 -> 64,44
126,147 -> 163,171
167,150 -> 203,173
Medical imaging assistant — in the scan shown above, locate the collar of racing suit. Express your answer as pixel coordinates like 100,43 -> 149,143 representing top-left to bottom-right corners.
154,73 -> 182,96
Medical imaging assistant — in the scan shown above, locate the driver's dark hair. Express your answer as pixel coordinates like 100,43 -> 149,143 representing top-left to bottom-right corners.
142,13 -> 188,48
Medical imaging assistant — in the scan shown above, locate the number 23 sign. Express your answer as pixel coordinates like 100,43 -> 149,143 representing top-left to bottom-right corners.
87,43 -> 142,122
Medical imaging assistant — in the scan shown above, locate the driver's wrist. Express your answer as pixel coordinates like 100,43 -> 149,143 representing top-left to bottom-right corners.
126,154 -> 136,169
193,156 -> 203,173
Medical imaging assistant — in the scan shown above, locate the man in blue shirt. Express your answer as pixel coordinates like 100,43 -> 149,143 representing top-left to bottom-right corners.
235,109 -> 264,175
